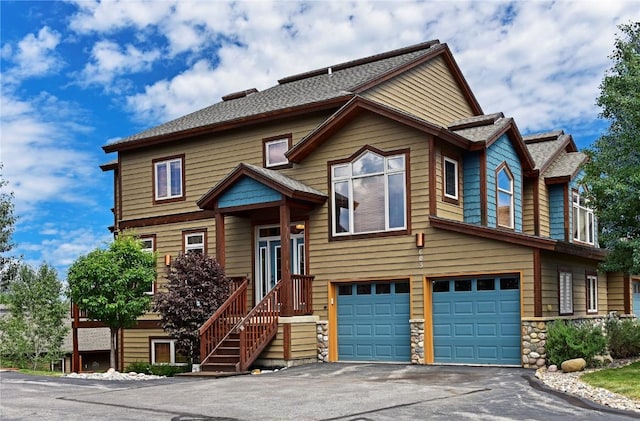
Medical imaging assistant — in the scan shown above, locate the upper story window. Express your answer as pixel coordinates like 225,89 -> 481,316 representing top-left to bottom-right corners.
559,270 -> 573,315
573,188 -> 594,245
140,235 -> 155,294
263,134 -> 292,169
586,274 -> 598,313
154,155 -> 184,202
496,164 -> 514,229
443,156 -> 459,202
184,231 -> 205,254
331,149 -> 407,237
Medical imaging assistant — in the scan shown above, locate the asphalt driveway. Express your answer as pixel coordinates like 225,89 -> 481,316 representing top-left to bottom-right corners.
1,363 -> 638,420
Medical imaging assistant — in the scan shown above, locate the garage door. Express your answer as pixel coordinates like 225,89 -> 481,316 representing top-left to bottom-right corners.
337,281 -> 410,362
432,276 -> 520,365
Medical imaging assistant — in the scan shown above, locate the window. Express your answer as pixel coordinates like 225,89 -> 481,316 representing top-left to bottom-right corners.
150,339 -> 188,365
573,189 -> 594,244
586,274 -> 598,313
140,236 -> 155,294
154,156 -> 184,201
496,164 -> 514,228
331,150 -> 406,236
264,135 -> 291,168
559,271 -> 573,315
443,156 -> 459,201
184,231 -> 205,254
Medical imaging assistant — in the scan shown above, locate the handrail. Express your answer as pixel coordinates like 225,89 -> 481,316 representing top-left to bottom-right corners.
291,274 -> 314,315
238,283 -> 281,371
199,279 -> 248,364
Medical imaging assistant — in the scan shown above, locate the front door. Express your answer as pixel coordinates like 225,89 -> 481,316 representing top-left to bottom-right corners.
255,224 -> 305,303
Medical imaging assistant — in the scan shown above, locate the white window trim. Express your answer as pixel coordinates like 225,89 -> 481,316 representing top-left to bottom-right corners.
154,158 -> 183,200
184,232 -> 205,254
331,152 -> 407,236
150,339 -> 187,365
572,191 -> 595,245
265,138 -> 289,167
443,157 -> 459,200
559,271 -> 573,315
140,237 -> 155,295
587,275 -> 598,313
497,166 -> 514,229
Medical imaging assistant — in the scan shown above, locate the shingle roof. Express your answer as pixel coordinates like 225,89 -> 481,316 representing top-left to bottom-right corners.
448,113 -> 510,143
240,163 -> 327,198
543,152 -> 587,179
109,41 -> 443,147
61,319 -> 110,352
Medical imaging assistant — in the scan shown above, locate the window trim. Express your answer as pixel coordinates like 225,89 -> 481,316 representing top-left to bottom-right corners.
152,154 -> 186,204
328,146 -> 410,240
149,338 -> 188,366
558,269 -> 574,316
442,155 -> 460,203
586,272 -> 598,314
182,229 -> 207,254
263,134 -> 293,169
496,163 -> 514,229
572,189 -> 595,245
139,234 -> 156,295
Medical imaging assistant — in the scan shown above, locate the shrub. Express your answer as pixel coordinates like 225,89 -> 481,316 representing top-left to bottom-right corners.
124,361 -> 191,377
606,318 -> 640,359
546,320 -> 607,366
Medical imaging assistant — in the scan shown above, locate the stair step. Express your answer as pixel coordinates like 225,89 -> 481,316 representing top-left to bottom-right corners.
207,355 -> 239,364
216,347 -> 240,356
201,363 -> 238,373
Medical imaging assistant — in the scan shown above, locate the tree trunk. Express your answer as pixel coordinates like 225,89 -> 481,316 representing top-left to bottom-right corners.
110,327 -> 118,370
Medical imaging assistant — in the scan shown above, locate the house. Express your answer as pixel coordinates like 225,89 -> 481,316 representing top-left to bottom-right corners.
86,40 -> 638,371
58,320 -> 110,373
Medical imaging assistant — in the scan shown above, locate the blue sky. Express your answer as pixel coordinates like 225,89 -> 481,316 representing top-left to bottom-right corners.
1,1 -> 638,279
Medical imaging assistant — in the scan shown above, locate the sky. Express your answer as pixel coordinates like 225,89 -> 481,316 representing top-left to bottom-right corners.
1,0 -> 638,279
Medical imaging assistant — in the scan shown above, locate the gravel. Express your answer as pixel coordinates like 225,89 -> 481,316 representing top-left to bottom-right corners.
64,368 -> 164,381
536,358 -> 640,414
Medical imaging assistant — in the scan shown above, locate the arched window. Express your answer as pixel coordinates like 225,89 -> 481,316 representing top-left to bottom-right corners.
496,164 -> 514,228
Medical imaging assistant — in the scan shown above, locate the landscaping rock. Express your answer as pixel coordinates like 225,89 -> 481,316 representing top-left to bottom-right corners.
561,358 -> 586,372
547,365 -> 557,372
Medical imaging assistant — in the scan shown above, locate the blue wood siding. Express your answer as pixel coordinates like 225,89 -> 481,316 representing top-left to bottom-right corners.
486,134 -> 522,231
218,177 -> 282,208
548,184 -> 565,240
463,152 -> 482,224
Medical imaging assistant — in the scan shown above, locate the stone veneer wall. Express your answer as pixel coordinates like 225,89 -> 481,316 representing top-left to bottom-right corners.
317,321 -> 329,362
521,317 -> 609,369
410,319 -> 425,364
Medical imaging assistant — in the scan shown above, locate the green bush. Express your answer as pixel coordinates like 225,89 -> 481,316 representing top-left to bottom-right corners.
606,318 -> 640,359
124,361 -> 191,377
546,320 -> 607,366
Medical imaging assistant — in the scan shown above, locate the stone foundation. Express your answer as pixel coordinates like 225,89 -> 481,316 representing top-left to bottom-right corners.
317,320 -> 329,362
410,319 -> 425,364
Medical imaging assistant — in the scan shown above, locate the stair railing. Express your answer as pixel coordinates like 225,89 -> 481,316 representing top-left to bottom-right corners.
199,279 -> 248,365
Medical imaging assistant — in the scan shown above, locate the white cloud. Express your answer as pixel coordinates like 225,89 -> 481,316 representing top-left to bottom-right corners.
68,0 -> 173,34
3,26 -> 63,82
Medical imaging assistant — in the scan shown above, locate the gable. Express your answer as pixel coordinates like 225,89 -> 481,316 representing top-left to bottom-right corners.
362,55 -> 478,126
218,177 -> 282,209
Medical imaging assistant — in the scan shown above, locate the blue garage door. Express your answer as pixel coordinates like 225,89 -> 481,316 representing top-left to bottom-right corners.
432,276 -> 520,365
337,281 -> 410,362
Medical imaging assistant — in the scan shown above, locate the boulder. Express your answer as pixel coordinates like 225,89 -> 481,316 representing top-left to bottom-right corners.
561,358 -> 586,373
548,365 -> 558,372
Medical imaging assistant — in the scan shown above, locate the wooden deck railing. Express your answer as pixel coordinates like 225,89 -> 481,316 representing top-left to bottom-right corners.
291,274 -> 313,316
238,283 -> 281,371
199,279 -> 248,364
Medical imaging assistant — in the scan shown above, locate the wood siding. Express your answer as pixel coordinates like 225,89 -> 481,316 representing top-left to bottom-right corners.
606,272 -> 628,314
362,56 -> 475,126
122,328 -> 165,368
435,144 -> 464,221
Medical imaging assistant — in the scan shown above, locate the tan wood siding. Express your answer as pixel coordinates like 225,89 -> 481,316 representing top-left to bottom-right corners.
122,328 -> 165,368
538,179 -> 550,237
362,56 -> 475,126
289,322 -> 318,359
539,252 -> 607,317
435,144 -> 464,221
522,179 -> 535,235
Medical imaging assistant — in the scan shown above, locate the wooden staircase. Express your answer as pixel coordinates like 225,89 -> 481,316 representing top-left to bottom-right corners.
199,275 -> 314,373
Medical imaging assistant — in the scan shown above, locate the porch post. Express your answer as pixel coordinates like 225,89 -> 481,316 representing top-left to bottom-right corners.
72,303 -> 80,373
279,200 -> 292,316
215,212 -> 226,267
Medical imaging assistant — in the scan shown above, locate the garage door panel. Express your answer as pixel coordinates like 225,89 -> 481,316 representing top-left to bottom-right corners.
355,304 -> 372,315
356,324 -> 372,336
375,303 -> 392,315
433,277 -> 520,365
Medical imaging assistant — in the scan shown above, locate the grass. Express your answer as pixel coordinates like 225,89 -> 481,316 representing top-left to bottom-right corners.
17,368 -> 63,377
581,361 -> 640,401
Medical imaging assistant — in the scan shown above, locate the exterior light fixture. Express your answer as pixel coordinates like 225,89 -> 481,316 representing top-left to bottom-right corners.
164,254 -> 172,266
415,232 -> 425,248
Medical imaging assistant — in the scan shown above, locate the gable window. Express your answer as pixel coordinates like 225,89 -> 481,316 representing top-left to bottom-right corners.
150,339 -> 188,365
331,149 -> 406,236
263,135 -> 292,169
154,156 -> 184,201
140,235 -> 155,294
496,164 -> 514,228
559,271 -> 573,315
573,189 -> 594,244
443,156 -> 459,201
586,274 -> 598,313
184,231 -> 205,254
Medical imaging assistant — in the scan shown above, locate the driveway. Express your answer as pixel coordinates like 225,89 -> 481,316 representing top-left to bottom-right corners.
1,363 -> 637,420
